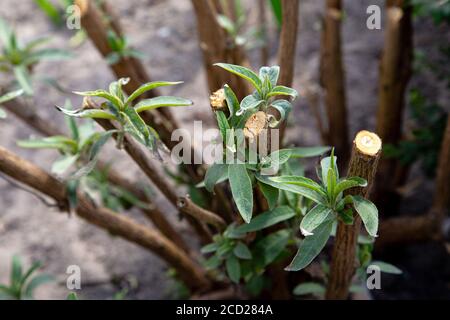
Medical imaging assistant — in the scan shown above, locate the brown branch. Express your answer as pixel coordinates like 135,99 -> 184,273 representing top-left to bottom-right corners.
276,0 -> 300,144
374,3 -> 413,210
2,98 -> 189,253
258,0 -> 269,66
376,115 -> 450,248
0,146 -> 210,291
326,131 -> 382,300
178,196 -> 226,231
320,0 -> 349,166
191,0 -> 250,100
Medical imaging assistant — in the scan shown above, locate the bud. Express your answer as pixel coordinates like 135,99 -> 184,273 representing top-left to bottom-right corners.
209,88 -> 226,111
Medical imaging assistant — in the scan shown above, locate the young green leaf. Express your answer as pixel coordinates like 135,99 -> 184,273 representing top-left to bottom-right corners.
125,81 -> 183,105
223,84 -> 239,119
0,89 -> 23,104
56,107 -> 116,120
267,85 -> 298,99
300,204 -> 333,236
72,89 -> 122,108
254,230 -> 290,267
290,146 -> 331,158
13,65 -> 33,94
216,111 -> 230,142
269,99 -> 292,124
229,164 -> 253,223
233,242 -> 252,260
52,155 -> 78,175
237,94 -> 264,116
200,242 -> 219,254
134,96 -> 192,113
257,181 -> 279,210
285,218 -> 334,271
320,155 -> 338,184
352,195 -> 378,237
334,177 -> 368,198
123,107 -> 151,147
371,261 -> 402,274
204,163 -> 228,192
235,206 -> 295,233
214,63 -> 263,93
262,149 -> 293,172
259,66 -> 280,87
226,255 -> 241,284
293,282 -> 326,296
256,174 -> 327,205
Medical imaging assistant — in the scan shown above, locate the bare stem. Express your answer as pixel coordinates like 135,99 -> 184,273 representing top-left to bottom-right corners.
326,131 -> 382,300
0,146 -> 210,291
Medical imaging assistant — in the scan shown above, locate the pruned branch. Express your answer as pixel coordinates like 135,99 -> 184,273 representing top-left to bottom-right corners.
374,2 -> 413,210
0,146 -> 210,291
276,0 -> 300,143
191,0 -> 250,99
326,131 -> 382,300
320,0 -> 349,166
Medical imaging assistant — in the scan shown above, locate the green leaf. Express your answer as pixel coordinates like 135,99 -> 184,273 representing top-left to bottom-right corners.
257,181 -> 279,210
226,255 -> 241,284
67,292 -> 78,300
23,274 -> 53,299
285,218 -> 334,271
233,242 -> 252,260
34,0 -> 63,25
352,196 -> 378,237
11,256 -> 23,289
0,107 -> 6,119
257,175 -> 327,205
254,230 -> 290,267
72,89 -> 122,108
13,65 -> 33,95
204,255 -> 221,270
214,63 -> 262,94
216,111 -> 230,142
134,96 -> 192,113
293,282 -> 326,296
223,84 -> 239,119
56,107 -> 116,120
109,78 -> 129,101
217,14 -> 236,35
259,66 -> 280,87
123,107 -> 151,148
268,0 -> 282,28
125,81 -> 183,105
228,164 -> 253,223
267,85 -> 298,99
235,206 -> 295,233
320,155 -> 338,184
371,261 -> 402,275
25,48 -> 72,65
17,136 -> 77,153
269,99 -> 292,125
290,146 -> 331,158
237,94 -> 264,116
300,204 -> 333,236
204,163 -> 228,192
326,168 -> 337,201
334,177 -> 368,198
0,89 -> 23,104
200,243 -> 219,254
262,148 -> 292,173
52,155 -> 78,175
